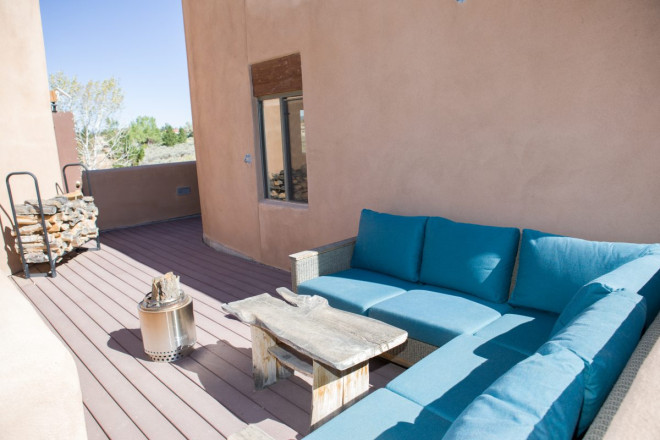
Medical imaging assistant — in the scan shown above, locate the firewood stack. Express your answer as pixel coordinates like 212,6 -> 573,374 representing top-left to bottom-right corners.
269,170 -> 287,200
269,165 -> 308,202
12,191 -> 99,264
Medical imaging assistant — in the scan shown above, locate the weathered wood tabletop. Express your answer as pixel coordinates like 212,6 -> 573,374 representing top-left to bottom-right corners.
222,288 -> 408,371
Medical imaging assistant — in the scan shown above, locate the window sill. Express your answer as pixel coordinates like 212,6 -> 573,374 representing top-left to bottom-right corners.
259,198 -> 309,210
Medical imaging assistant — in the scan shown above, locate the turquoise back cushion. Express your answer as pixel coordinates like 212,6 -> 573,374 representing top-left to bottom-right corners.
419,217 -> 519,302
351,209 -> 428,282
541,290 -> 646,435
443,349 -> 584,440
509,229 -> 652,313
551,282 -> 613,336
552,251 -> 660,334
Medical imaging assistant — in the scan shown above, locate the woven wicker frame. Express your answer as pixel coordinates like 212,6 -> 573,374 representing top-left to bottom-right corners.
381,338 -> 438,368
584,313 -> 660,439
289,237 -> 356,292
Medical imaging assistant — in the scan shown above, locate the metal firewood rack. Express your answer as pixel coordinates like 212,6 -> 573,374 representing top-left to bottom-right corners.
5,162 -> 100,279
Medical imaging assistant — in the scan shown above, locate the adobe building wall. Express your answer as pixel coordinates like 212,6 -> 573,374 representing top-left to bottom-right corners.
183,0 -> 660,270
0,1 -> 63,275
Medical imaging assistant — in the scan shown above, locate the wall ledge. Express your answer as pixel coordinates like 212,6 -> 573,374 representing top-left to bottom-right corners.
203,233 -> 257,262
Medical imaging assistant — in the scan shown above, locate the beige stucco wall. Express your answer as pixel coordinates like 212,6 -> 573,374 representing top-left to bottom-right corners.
184,0 -> 660,270
0,276 -> 86,440
87,161 -> 201,230
0,1 -> 63,275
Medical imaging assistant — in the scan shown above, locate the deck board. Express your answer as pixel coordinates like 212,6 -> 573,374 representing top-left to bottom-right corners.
50,264 -> 242,438
83,406 -> 110,440
119,221 -> 290,287
12,217 -> 405,439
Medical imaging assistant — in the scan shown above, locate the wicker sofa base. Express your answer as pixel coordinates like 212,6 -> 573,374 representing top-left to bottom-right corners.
381,338 -> 437,368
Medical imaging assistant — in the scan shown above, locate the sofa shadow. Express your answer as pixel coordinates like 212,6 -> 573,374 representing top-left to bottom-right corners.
480,313 -> 554,354
374,320 -> 546,438
432,340 -> 526,416
376,414 -> 447,439
372,330 -> 532,438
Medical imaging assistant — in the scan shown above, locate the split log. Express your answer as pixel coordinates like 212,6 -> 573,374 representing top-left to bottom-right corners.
14,204 -> 57,216
16,215 -> 39,226
19,234 -> 55,244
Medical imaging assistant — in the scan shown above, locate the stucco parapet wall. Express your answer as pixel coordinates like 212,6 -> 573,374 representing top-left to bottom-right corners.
86,160 -> 197,175
86,161 -> 201,230
0,275 -> 86,439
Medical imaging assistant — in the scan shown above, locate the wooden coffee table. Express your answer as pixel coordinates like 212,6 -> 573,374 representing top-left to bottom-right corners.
222,288 -> 407,430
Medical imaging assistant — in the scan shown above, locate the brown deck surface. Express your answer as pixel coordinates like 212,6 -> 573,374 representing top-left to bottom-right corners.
12,217 -> 405,440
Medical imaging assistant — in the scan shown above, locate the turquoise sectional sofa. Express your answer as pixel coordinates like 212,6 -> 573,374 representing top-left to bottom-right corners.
292,209 -> 660,439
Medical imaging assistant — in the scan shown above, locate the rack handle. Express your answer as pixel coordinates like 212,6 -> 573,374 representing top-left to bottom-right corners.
5,171 -> 56,278
62,162 -> 92,196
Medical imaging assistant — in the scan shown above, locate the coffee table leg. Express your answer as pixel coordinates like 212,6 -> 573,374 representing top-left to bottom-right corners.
251,327 -> 292,389
310,360 -> 369,431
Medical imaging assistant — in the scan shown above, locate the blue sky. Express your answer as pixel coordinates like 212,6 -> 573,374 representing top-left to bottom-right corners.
40,0 -> 192,128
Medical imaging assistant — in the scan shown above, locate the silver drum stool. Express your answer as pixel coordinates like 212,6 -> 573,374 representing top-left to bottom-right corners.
138,292 -> 197,362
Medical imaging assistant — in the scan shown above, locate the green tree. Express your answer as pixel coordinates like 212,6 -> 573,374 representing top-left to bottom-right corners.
127,116 -> 161,146
49,72 -> 126,170
101,118 -> 144,167
110,141 -> 145,167
161,124 -> 178,146
177,127 -> 188,143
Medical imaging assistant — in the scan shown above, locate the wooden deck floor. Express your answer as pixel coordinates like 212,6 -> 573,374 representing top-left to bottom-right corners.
11,217 -> 405,440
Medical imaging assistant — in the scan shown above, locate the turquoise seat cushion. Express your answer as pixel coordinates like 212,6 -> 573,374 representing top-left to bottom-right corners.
368,288 -> 510,347
509,229 -> 653,314
297,268 -> 415,315
350,209 -> 428,282
386,335 -> 527,421
420,217 -> 520,303
553,251 -> 660,334
303,389 -> 451,440
443,348 -> 585,440
474,307 -> 558,356
541,290 -> 647,435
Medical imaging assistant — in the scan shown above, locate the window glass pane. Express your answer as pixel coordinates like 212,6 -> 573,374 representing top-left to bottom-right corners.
286,97 -> 307,203
262,98 -> 286,200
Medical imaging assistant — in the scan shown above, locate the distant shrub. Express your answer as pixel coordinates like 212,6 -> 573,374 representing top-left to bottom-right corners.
161,124 -> 178,146
141,139 -> 195,165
